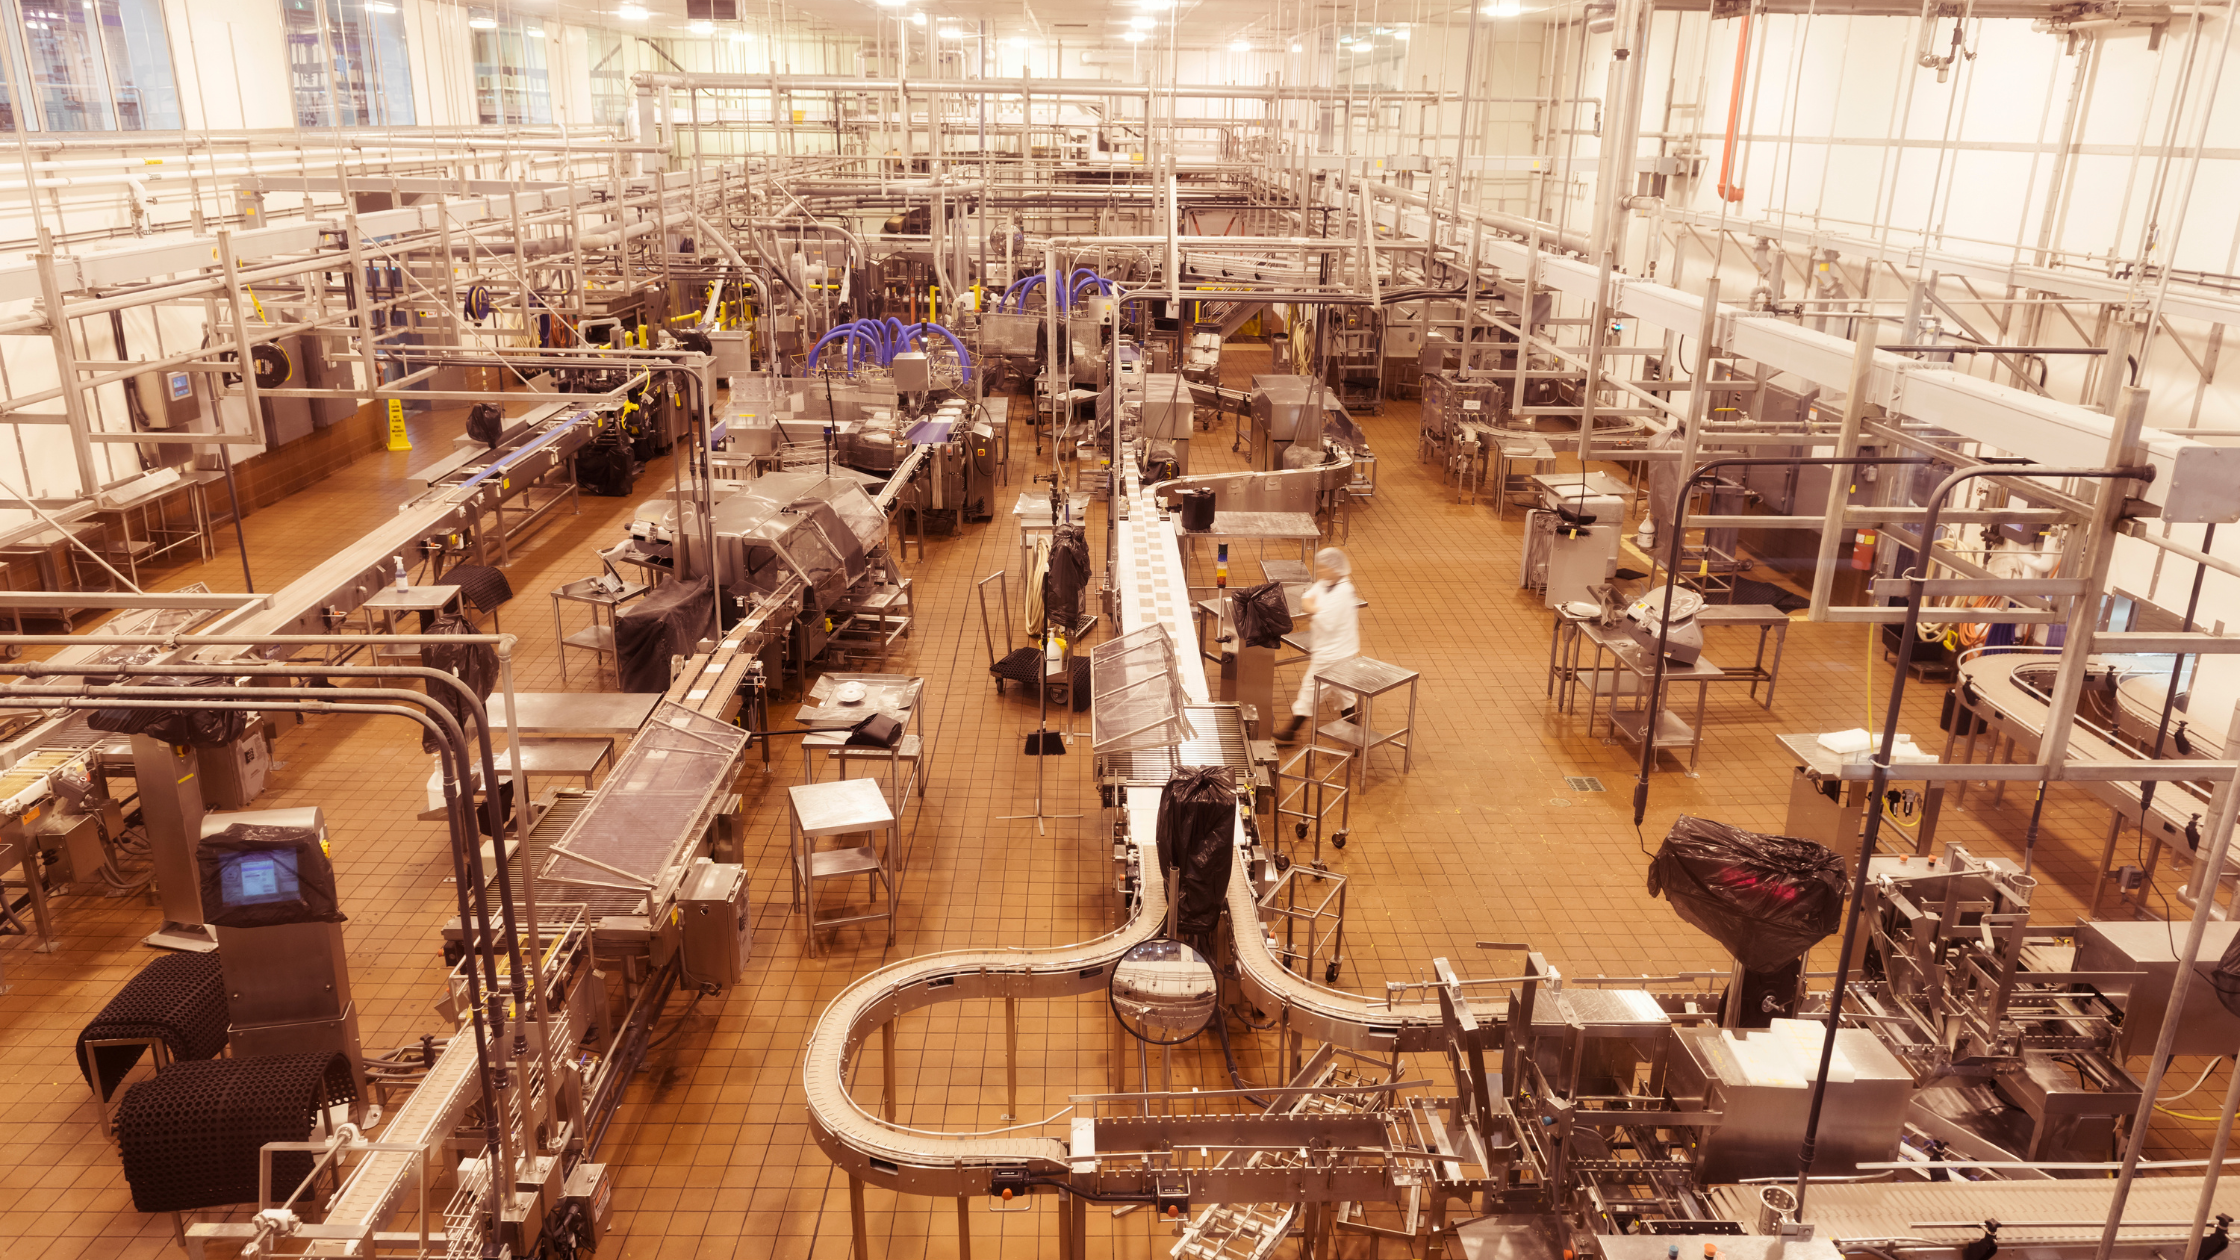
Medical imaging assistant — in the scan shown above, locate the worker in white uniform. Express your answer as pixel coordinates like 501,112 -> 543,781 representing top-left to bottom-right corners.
1277,547 -> 1360,743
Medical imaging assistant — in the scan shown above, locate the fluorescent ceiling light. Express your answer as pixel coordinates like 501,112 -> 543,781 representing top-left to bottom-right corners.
617,3 -> 648,18
689,18 -> 712,32
1289,41 -> 1301,50
1133,0 -> 1173,7
729,28 -> 753,39
1127,15 -> 1154,27
467,14 -> 498,28
1004,34 -> 1031,44
876,0 -> 904,6
909,10 -> 925,22
1228,38 -> 1248,50
1122,29 -> 1147,40
1395,26 -> 1409,38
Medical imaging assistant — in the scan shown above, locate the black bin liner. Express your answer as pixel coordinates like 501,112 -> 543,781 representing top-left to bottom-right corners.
422,611 -> 497,754
2212,930 -> 2240,1018
1646,815 -> 1845,971
1231,581 -> 1293,650
1045,524 -> 1091,637
87,675 -> 250,747
614,576 -> 712,693
1155,766 -> 1236,937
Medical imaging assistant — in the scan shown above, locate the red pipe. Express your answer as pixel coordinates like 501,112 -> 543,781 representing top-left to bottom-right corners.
1716,13 -> 1753,204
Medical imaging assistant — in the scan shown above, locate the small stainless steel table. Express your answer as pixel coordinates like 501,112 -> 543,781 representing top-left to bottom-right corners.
797,674 -> 924,795
789,777 -> 899,954
1309,656 -> 1419,791
485,691 -> 662,737
550,576 -> 650,684
1578,620 -> 1720,776
1696,604 -> 1793,709
1179,510 -> 1323,562
1014,491 -> 1092,571
1775,732 -> 1946,862
362,584 -> 462,665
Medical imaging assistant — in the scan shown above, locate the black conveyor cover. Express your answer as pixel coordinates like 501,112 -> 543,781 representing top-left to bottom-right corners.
1646,815 -> 1845,971
1231,581 -> 1293,650
76,952 -> 229,1099
197,822 -> 346,929
118,1052 -> 358,1213
614,575 -> 712,693
1156,766 -> 1236,937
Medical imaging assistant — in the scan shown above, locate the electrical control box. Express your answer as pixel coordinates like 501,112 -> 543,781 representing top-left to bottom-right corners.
679,859 -> 750,989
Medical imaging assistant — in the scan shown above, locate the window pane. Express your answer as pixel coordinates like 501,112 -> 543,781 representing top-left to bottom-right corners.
17,0 -> 118,130
288,0 -> 413,129
475,18 -> 550,125
104,0 -> 177,128
366,2 -> 411,125
0,21 -> 22,128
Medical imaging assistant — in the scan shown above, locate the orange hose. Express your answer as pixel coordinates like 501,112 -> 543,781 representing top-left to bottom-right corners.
1716,14 -> 1753,204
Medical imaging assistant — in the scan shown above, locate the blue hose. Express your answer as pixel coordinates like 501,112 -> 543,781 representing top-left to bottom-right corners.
808,325 -> 879,373
912,322 -> 974,385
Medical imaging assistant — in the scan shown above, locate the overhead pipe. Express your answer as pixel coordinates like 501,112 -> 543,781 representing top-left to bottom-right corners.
633,70 -> 1469,103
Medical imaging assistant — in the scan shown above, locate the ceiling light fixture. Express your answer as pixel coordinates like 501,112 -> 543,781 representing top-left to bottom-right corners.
365,2 -> 396,11
617,3 -> 648,18
1004,34 -> 1032,44
1289,41 -> 1301,50
1127,14 -> 1154,27
1122,29 -> 1147,40
729,28 -> 752,39
467,13 -> 498,28
1229,38 -> 1249,49
909,10 -> 925,22
1483,1 -> 1521,13
1395,26 -> 1409,38
689,18 -> 712,32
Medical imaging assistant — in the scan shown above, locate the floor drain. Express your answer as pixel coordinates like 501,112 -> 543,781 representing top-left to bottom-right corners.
1549,798 -> 1573,808
1565,776 -> 1607,793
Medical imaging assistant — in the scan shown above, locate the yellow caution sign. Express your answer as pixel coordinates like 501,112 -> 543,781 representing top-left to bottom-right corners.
386,398 -> 411,451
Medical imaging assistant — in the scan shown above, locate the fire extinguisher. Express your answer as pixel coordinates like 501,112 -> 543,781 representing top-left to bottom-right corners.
1852,529 -> 1878,570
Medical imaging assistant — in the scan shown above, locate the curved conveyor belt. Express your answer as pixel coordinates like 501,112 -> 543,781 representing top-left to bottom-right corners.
803,442 -> 1489,1197
1955,650 -> 2214,862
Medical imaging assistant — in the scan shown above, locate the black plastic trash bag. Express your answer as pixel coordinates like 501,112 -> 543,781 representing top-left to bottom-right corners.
1155,766 -> 1236,937
87,676 -> 250,748
1646,815 -> 1845,972
465,401 -> 504,449
1231,581 -> 1293,650
422,612 -> 498,755
614,576 -> 712,693
196,822 -> 345,929
1045,524 -> 1092,635
2213,928 -> 2240,1018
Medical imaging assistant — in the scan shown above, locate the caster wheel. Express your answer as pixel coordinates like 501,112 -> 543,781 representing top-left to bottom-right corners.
1273,852 -> 1292,872
1332,831 -> 1348,850
1294,822 -> 1309,841
1325,963 -> 1341,984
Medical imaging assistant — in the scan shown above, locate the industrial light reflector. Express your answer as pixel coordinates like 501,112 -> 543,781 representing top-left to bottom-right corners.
617,3 -> 648,18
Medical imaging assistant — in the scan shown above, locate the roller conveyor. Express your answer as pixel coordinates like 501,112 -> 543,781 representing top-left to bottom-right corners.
1708,1176 -> 2240,1248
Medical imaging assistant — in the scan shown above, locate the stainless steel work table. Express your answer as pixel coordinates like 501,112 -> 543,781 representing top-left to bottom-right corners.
1577,620 -> 1721,776
1775,732 -> 1946,859
1696,603 -> 1793,709
485,691 -> 663,737
1177,510 -> 1323,562
1309,655 -> 1419,790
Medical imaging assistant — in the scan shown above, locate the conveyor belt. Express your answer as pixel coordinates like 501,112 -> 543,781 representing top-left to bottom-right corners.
1709,1177 -> 2240,1246
1955,650 -> 2212,863
802,444 -> 1487,1195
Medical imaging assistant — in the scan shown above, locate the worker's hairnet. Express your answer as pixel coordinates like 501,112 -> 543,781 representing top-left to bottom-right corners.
1314,547 -> 1351,578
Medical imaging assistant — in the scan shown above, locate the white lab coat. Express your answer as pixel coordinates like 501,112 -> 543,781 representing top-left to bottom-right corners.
1291,576 -> 1361,718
